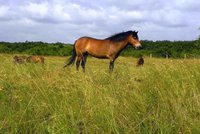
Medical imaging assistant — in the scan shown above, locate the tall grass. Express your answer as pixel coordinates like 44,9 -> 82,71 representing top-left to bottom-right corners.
0,54 -> 200,133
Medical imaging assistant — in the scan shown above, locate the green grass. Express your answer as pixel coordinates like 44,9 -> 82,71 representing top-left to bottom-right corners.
0,54 -> 200,133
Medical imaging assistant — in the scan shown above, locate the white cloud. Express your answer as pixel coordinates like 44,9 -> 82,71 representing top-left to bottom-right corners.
0,0 -> 199,42
19,2 -> 71,23
21,2 -> 48,17
53,4 -> 71,21
150,9 -> 188,27
0,6 -> 9,17
174,0 -> 200,11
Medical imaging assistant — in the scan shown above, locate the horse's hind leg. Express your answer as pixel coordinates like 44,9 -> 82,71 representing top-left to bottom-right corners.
76,56 -> 81,71
109,60 -> 115,73
81,53 -> 88,72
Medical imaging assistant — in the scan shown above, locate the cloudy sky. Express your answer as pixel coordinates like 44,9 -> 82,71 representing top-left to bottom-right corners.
0,0 -> 199,43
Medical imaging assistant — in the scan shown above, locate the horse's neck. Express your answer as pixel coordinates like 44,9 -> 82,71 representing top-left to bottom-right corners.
108,40 -> 128,58
114,40 -> 128,51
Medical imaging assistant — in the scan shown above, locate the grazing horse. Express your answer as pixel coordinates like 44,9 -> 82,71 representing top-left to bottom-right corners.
26,56 -> 45,64
13,55 -> 27,64
64,30 -> 142,72
136,56 -> 144,67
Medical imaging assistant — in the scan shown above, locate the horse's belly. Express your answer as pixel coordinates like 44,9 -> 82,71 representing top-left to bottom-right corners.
91,54 -> 108,59
87,48 -> 108,58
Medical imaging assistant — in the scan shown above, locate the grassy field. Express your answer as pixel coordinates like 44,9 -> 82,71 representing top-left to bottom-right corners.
0,54 -> 200,133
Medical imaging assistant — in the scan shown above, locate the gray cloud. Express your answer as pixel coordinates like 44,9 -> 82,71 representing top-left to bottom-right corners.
0,0 -> 199,43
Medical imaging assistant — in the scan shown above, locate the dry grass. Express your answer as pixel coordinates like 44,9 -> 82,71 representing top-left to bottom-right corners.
0,54 -> 200,133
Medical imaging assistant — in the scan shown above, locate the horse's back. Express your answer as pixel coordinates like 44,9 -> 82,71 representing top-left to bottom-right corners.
13,55 -> 27,63
26,55 -> 45,63
75,36 -> 110,56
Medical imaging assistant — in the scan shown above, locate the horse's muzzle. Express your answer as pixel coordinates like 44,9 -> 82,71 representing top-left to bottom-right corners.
135,45 -> 143,50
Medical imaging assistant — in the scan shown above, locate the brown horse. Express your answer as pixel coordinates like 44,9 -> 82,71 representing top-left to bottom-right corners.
13,55 -> 27,64
64,30 -> 142,72
26,56 -> 45,64
136,56 -> 144,67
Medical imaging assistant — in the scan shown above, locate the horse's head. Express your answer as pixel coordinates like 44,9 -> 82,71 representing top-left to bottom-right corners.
127,31 -> 142,49
13,55 -> 18,59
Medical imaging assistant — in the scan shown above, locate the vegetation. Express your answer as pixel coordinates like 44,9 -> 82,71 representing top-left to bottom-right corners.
121,40 -> 200,58
0,55 -> 200,133
0,41 -> 72,56
0,40 -> 199,58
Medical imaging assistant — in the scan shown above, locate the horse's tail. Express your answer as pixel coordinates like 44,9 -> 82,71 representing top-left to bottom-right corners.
64,43 -> 77,68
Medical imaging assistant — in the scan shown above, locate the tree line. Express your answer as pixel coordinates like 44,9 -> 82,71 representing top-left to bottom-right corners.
0,41 -> 72,56
0,40 -> 199,58
122,40 -> 200,58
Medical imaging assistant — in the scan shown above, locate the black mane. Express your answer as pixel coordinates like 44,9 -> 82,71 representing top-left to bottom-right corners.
106,30 -> 138,42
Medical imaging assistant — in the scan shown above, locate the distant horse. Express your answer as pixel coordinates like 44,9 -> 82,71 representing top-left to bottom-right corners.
13,55 -> 27,64
64,30 -> 142,72
26,56 -> 45,64
136,56 -> 144,67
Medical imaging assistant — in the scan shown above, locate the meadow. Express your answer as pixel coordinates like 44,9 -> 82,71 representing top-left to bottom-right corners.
0,54 -> 200,133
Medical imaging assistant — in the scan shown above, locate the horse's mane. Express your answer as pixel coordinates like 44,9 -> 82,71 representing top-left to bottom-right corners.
106,30 -> 137,42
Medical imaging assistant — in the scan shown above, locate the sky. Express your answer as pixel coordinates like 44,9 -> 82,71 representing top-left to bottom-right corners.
0,0 -> 199,43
